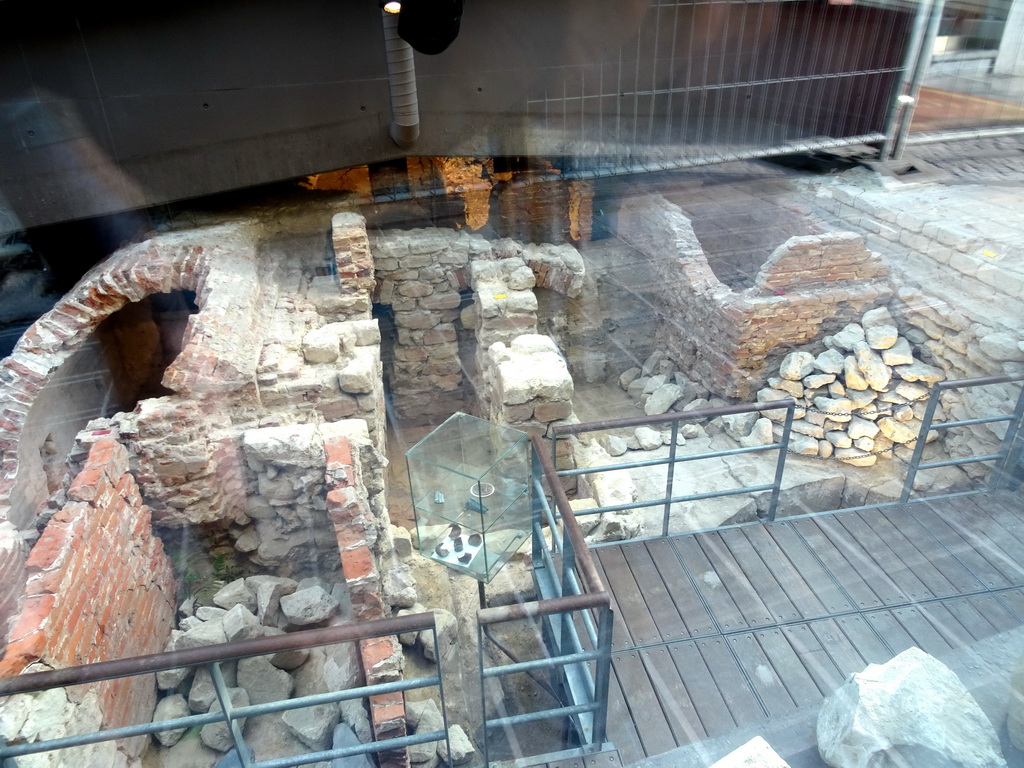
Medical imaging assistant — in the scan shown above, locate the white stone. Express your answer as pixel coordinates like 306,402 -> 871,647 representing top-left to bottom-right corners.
866,324 -> 898,350
641,350 -> 664,377
635,427 -> 663,450
243,424 -> 325,468
812,397 -> 854,423
201,688 -> 250,751
223,604 -> 264,642
180,619 -> 229,649
740,418 -> 775,448
338,347 -> 377,394
709,736 -> 792,768
283,703 -> 339,750
877,416 -> 918,444
769,376 -> 805,398
844,356 -> 870,391
153,694 -> 190,746
832,324 -> 866,351
438,723 -> 475,764
238,655 -> 294,705
819,440 -> 834,458
861,306 -> 895,329
817,647 -> 1006,768
847,417 -> 880,440
854,343 -> 891,391
722,412 -> 759,440
815,348 -> 846,375
213,578 -> 257,614
303,323 -> 349,364
790,432 -> 819,455
643,374 -> 668,394
601,435 -> 628,457
979,331 -> 1024,362
834,447 -> 877,467
645,383 -> 684,415
421,609 -> 458,662
680,424 -> 706,440
826,431 -> 853,448
791,419 -> 825,439
619,367 -> 642,390
895,381 -> 930,403
853,437 -> 875,452
804,373 -> 836,389
881,338 -> 914,367
895,361 -> 944,384
829,381 -> 847,398
780,351 -> 815,380
280,586 -> 339,626
496,335 -> 573,405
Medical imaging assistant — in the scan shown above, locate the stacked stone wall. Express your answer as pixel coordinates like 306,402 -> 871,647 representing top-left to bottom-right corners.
814,182 -> 1024,464
0,439 -> 175,764
618,195 -> 892,399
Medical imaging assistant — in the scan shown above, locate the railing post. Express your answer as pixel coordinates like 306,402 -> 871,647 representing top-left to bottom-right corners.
591,606 -> 614,747
662,419 -> 680,538
766,401 -> 795,522
902,384 -> 943,502
531,443 -> 544,569
209,661 -> 251,768
990,382 -> 1024,491
477,622 -> 491,768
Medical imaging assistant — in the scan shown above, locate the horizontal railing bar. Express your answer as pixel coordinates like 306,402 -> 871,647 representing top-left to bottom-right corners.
550,400 -> 793,436
482,650 -> 603,679
556,441 -> 782,478
936,373 -> 1023,390
485,702 -> 596,730
478,592 -> 609,626
249,730 -> 447,768
918,454 -> 1001,470
0,612 -> 437,697
926,415 -> 1012,430
571,483 -> 775,516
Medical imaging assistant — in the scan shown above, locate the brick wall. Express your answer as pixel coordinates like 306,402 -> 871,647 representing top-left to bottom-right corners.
618,195 -> 892,399
0,439 -> 175,759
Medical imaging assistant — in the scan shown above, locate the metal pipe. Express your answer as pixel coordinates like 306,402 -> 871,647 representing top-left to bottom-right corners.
481,650 -> 603,679
478,591 -> 609,626
552,399 -> 794,436
881,0 -> 935,159
891,0 -> 948,161
381,10 -> 419,148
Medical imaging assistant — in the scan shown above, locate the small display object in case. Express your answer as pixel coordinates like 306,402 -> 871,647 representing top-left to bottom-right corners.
406,412 -> 531,583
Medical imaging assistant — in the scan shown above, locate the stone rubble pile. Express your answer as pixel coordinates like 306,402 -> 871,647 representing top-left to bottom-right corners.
755,306 -> 945,466
151,575 -> 373,765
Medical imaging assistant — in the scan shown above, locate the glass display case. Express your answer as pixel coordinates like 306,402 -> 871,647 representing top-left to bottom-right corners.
406,412 -> 531,583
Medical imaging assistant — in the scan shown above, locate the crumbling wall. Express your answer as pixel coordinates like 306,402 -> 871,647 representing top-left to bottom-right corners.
617,195 -> 892,399
0,439 -> 175,765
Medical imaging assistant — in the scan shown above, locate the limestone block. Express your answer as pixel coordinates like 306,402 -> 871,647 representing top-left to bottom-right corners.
627,377 -> 649,399
866,324 -> 898,350
338,348 -> 377,394
817,647 -> 1005,768
709,736 -> 791,767
495,336 -> 572,405
223,604 -> 264,642
619,367 -> 641,390
829,381 -> 847,398
895,361 -> 944,384
826,431 -> 853,448
280,586 -> 339,626
854,344 -> 891,391
153,694 -> 190,746
769,376 -> 805,398
303,323 -> 348,364
244,424 -> 325,468
646,383 -> 685,415
438,723 -> 475,765
246,576 -> 298,627
421,608 -> 458,662
601,435 -> 628,457
780,351 -> 815,381
844,356 -> 870,391
739,418 -> 774,448
804,373 -> 836,389
261,627 -> 310,670
812,397 -> 855,423
283,702 -> 339,751
815,348 -> 846,375
196,606 -> 229,622
758,388 -> 800,422
877,417 -> 918,444
834,447 -> 877,466
881,338 -> 914,367
238,655 -> 294,705
643,374 -> 668,394
790,432 -> 819,455
831,324 -> 866,352
681,423 -> 707,440
861,306 -> 895,329
201,688 -> 250,751
847,417 -> 880,440
791,419 -> 825,439
722,412 -> 759,440
980,331 -> 1024,362
181,618 -> 230,649
406,698 -> 443,764
642,350 -> 664,377
894,381 -> 930,403
635,427 -> 663,450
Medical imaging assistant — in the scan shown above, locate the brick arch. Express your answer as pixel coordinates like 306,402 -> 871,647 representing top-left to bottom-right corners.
0,225 -> 257,529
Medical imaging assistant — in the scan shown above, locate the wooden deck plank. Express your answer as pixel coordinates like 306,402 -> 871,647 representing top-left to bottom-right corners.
639,645 -> 706,746
957,495 -> 1024,576
994,587 -> 1024,623
693,636 -> 766,727
911,499 -> 1021,586
885,505 -> 985,594
855,509 -> 963,599
647,539 -> 716,637
718,527 -> 803,623
807,515 -> 907,605
752,627 -> 827,707
779,623 -> 847,697
621,542 -> 688,643
762,522 -> 853,614
597,547 -> 660,648
827,614 -> 898,665
728,632 -> 796,718
915,600 -> 990,646
740,524 -> 831,620
831,512 -> 932,602
671,535 -> 747,632
862,610 -> 916,655
805,618 -> 874,677
790,518 -> 886,610
966,593 -> 1022,633
696,532 -> 776,627
667,641 -> 739,738
888,605 -> 957,655
611,650 -> 679,758
602,661 -> 645,766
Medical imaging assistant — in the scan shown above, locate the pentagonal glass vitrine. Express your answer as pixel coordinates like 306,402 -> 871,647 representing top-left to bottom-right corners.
406,412 -> 531,583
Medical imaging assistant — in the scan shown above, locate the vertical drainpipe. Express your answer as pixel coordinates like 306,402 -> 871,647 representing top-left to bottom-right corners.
382,10 -> 420,148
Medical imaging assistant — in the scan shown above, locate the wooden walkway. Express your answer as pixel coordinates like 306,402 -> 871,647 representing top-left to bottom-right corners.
591,491 -> 1024,765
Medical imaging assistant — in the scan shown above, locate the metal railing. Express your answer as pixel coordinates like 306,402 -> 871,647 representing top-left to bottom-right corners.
475,437 -> 614,768
0,613 -> 450,768
901,372 -> 1024,502
551,399 -> 797,536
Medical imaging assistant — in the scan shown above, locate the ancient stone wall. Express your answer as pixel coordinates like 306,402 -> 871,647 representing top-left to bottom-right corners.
0,439 -> 176,764
814,182 -> 1024,465
617,195 -> 892,400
